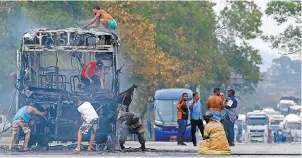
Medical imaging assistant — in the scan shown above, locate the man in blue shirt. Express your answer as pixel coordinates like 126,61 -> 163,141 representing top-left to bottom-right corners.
189,92 -> 204,146
225,89 -> 238,146
8,104 -> 45,151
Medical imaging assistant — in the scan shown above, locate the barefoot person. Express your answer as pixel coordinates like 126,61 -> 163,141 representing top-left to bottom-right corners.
9,104 -> 45,151
82,5 -> 117,30
74,98 -> 99,152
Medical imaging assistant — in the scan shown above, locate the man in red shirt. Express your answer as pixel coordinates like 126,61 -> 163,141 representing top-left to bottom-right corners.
81,60 -> 104,89
176,93 -> 189,146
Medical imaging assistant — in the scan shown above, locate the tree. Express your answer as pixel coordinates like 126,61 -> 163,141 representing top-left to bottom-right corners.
263,1 -> 301,55
127,1 -> 221,89
215,1 -> 263,93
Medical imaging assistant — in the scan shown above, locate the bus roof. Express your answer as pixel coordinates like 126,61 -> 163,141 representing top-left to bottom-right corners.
154,88 -> 193,100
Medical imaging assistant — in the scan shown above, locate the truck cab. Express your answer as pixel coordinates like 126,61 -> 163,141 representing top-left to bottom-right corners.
280,114 -> 301,142
262,108 -> 285,133
246,110 -> 269,143
277,96 -> 300,116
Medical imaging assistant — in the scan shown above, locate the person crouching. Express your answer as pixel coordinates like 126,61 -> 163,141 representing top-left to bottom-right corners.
74,98 -> 99,152
8,104 -> 46,151
198,111 -> 231,155
117,112 -> 146,151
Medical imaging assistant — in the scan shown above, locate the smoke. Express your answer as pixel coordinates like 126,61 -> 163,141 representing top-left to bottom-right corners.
0,7 -> 49,114
0,5 -> 137,116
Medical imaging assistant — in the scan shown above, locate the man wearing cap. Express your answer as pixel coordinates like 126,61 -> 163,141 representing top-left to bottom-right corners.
8,104 -> 46,151
81,60 -> 104,89
224,89 -> 238,146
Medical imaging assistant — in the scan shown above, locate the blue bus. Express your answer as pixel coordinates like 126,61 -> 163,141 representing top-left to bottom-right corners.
153,88 -> 193,141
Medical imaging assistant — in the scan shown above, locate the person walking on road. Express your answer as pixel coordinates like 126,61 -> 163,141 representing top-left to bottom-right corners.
176,93 -> 189,146
189,92 -> 204,146
206,88 -> 224,121
224,89 -> 239,146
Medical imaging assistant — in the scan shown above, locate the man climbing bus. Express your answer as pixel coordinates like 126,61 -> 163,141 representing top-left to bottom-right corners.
82,5 -> 117,30
81,60 -> 104,89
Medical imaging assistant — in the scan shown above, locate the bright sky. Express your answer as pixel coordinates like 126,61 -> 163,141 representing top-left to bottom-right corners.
211,0 -> 300,72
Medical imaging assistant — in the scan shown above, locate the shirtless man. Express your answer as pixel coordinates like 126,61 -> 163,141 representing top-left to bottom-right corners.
82,5 -> 117,30
205,88 -> 224,122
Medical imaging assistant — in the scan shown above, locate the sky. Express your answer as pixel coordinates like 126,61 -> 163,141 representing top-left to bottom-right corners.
212,0 -> 299,72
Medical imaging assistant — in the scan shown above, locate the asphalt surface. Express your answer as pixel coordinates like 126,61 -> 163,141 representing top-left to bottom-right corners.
0,137 -> 301,157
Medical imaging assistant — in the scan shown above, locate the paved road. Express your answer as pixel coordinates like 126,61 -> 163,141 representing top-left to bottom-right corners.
0,137 -> 301,157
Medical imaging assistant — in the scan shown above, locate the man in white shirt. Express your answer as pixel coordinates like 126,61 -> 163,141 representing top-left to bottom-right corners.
74,98 -> 99,152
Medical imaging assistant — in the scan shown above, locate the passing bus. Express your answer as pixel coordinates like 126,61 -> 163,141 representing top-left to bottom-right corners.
153,88 -> 193,141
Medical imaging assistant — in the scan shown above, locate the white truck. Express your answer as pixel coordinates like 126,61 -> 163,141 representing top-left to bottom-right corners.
262,108 -> 279,115
262,108 -> 285,132
279,114 -> 301,142
246,110 -> 269,143
277,99 -> 297,116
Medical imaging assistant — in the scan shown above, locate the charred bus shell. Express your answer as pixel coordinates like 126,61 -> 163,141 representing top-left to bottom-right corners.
15,27 -> 136,148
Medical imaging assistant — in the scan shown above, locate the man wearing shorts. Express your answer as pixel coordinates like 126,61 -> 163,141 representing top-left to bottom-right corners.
206,88 -> 224,121
8,104 -> 45,151
80,60 -> 104,89
74,98 -> 99,152
82,5 -> 117,30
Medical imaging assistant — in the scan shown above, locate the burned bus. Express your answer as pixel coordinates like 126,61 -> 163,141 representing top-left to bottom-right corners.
14,28 -> 136,148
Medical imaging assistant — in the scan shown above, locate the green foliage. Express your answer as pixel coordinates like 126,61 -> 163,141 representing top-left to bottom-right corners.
129,1 -> 263,94
262,25 -> 301,55
217,1 -> 263,40
263,1 -> 301,55
215,1 -> 263,93
265,1 -> 301,24
128,1 -> 219,88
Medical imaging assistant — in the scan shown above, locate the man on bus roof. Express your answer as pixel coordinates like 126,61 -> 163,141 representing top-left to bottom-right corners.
81,5 -> 117,30
80,60 -> 104,89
